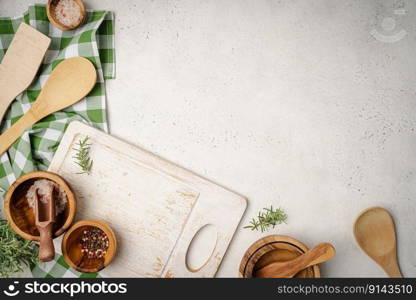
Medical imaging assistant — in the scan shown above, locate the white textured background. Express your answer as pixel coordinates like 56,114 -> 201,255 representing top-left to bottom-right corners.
1,0 -> 416,277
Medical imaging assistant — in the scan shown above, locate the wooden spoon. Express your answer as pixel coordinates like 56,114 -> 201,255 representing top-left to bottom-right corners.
353,207 -> 403,278
0,57 -> 96,156
254,242 -> 335,278
34,187 -> 56,262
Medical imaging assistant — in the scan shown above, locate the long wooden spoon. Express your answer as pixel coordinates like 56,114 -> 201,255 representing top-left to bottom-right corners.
254,242 -> 336,278
353,207 -> 403,278
0,57 -> 96,156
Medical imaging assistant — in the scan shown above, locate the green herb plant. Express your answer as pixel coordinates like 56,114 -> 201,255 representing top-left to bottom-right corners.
244,206 -> 287,232
73,136 -> 93,174
0,219 -> 38,277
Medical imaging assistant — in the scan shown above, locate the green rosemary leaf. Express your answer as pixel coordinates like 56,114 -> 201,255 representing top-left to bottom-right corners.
244,206 -> 287,232
72,136 -> 93,174
0,219 -> 38,277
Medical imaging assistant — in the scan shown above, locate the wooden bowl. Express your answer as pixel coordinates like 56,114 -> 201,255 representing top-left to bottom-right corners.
239,235 -> 321,278
46,0 -> 86,31
62,220 -> 117,273
4,171 -> 76,241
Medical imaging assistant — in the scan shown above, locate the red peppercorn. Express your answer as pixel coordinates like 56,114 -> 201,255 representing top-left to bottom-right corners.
79,227 -> 109,259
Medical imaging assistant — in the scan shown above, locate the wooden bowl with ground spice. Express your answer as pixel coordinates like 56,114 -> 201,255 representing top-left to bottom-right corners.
62,219 -> 117,273
47,0 -> 86,31
239,235 -> 321,278
4,171 -> 77,241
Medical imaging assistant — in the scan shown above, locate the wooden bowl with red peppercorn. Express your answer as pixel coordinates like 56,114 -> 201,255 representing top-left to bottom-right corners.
62,219 -> 116,273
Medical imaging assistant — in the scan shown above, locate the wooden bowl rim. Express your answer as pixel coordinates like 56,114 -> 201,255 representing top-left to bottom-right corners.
46,0 -> 86,31
239,235 -> 321,278
62,219 -> 117,273
3,171 -> 77,241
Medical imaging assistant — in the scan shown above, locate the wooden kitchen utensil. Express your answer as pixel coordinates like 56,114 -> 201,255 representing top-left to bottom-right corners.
353,207 -> 403,278
48,121 -> 247,278
0,57 -> 96,156
254,242 -> 335,278
0,23 -> 51,122
34,186 -> 56,262
239,235 -> 320,278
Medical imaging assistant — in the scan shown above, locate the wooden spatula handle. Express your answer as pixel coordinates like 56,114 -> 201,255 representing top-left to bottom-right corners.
0,67 -> 16,121
39,223 -> 55,262
0,110 -> 36,156
0,91 -> 21,123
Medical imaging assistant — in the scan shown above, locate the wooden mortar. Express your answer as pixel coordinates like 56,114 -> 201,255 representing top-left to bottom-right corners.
239,235 -> 321,278
4,171 -> 76,241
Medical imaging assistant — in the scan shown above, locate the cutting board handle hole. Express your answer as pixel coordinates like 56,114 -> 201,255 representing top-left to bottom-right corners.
185,224 -> 218,273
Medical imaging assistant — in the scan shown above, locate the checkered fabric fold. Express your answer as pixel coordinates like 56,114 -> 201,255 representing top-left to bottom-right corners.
0,4 -> 115,278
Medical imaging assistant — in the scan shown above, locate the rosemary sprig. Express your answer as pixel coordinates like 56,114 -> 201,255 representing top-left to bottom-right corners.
73,136 -> 93,174
244,206 -> 287,232
0,219 -> 38,277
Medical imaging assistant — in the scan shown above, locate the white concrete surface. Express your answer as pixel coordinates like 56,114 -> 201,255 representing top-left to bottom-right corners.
1,0 -> 416,277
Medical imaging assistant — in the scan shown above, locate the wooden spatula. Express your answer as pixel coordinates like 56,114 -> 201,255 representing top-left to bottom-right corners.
0,23 -> 51,122
254,242 -> 336,278
34,187 -> 56,262
353,207 -> 403,278
0,57 -> 96,156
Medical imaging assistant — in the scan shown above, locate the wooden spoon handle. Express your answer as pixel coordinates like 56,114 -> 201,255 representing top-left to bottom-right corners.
0,110 -> 36,156
383,259 -> 403,278
255,242 -> 336,278
39,223 -> 55,262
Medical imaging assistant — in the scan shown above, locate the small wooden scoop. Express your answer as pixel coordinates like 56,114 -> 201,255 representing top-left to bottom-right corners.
254,242 -> 335,278
353,207 -> 403,278
0,57 -> 96,156
34,187 -> 56,262
0,23 -> 51,122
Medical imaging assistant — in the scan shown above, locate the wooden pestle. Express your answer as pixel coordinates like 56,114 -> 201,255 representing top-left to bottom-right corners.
34,187 -> 56,262
254,242 -> 335,278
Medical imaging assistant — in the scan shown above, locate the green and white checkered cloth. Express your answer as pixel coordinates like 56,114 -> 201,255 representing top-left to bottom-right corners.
0,4 -> 115,278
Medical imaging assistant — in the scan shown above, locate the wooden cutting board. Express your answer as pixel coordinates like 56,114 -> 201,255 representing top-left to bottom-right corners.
49,121 -> 247,277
